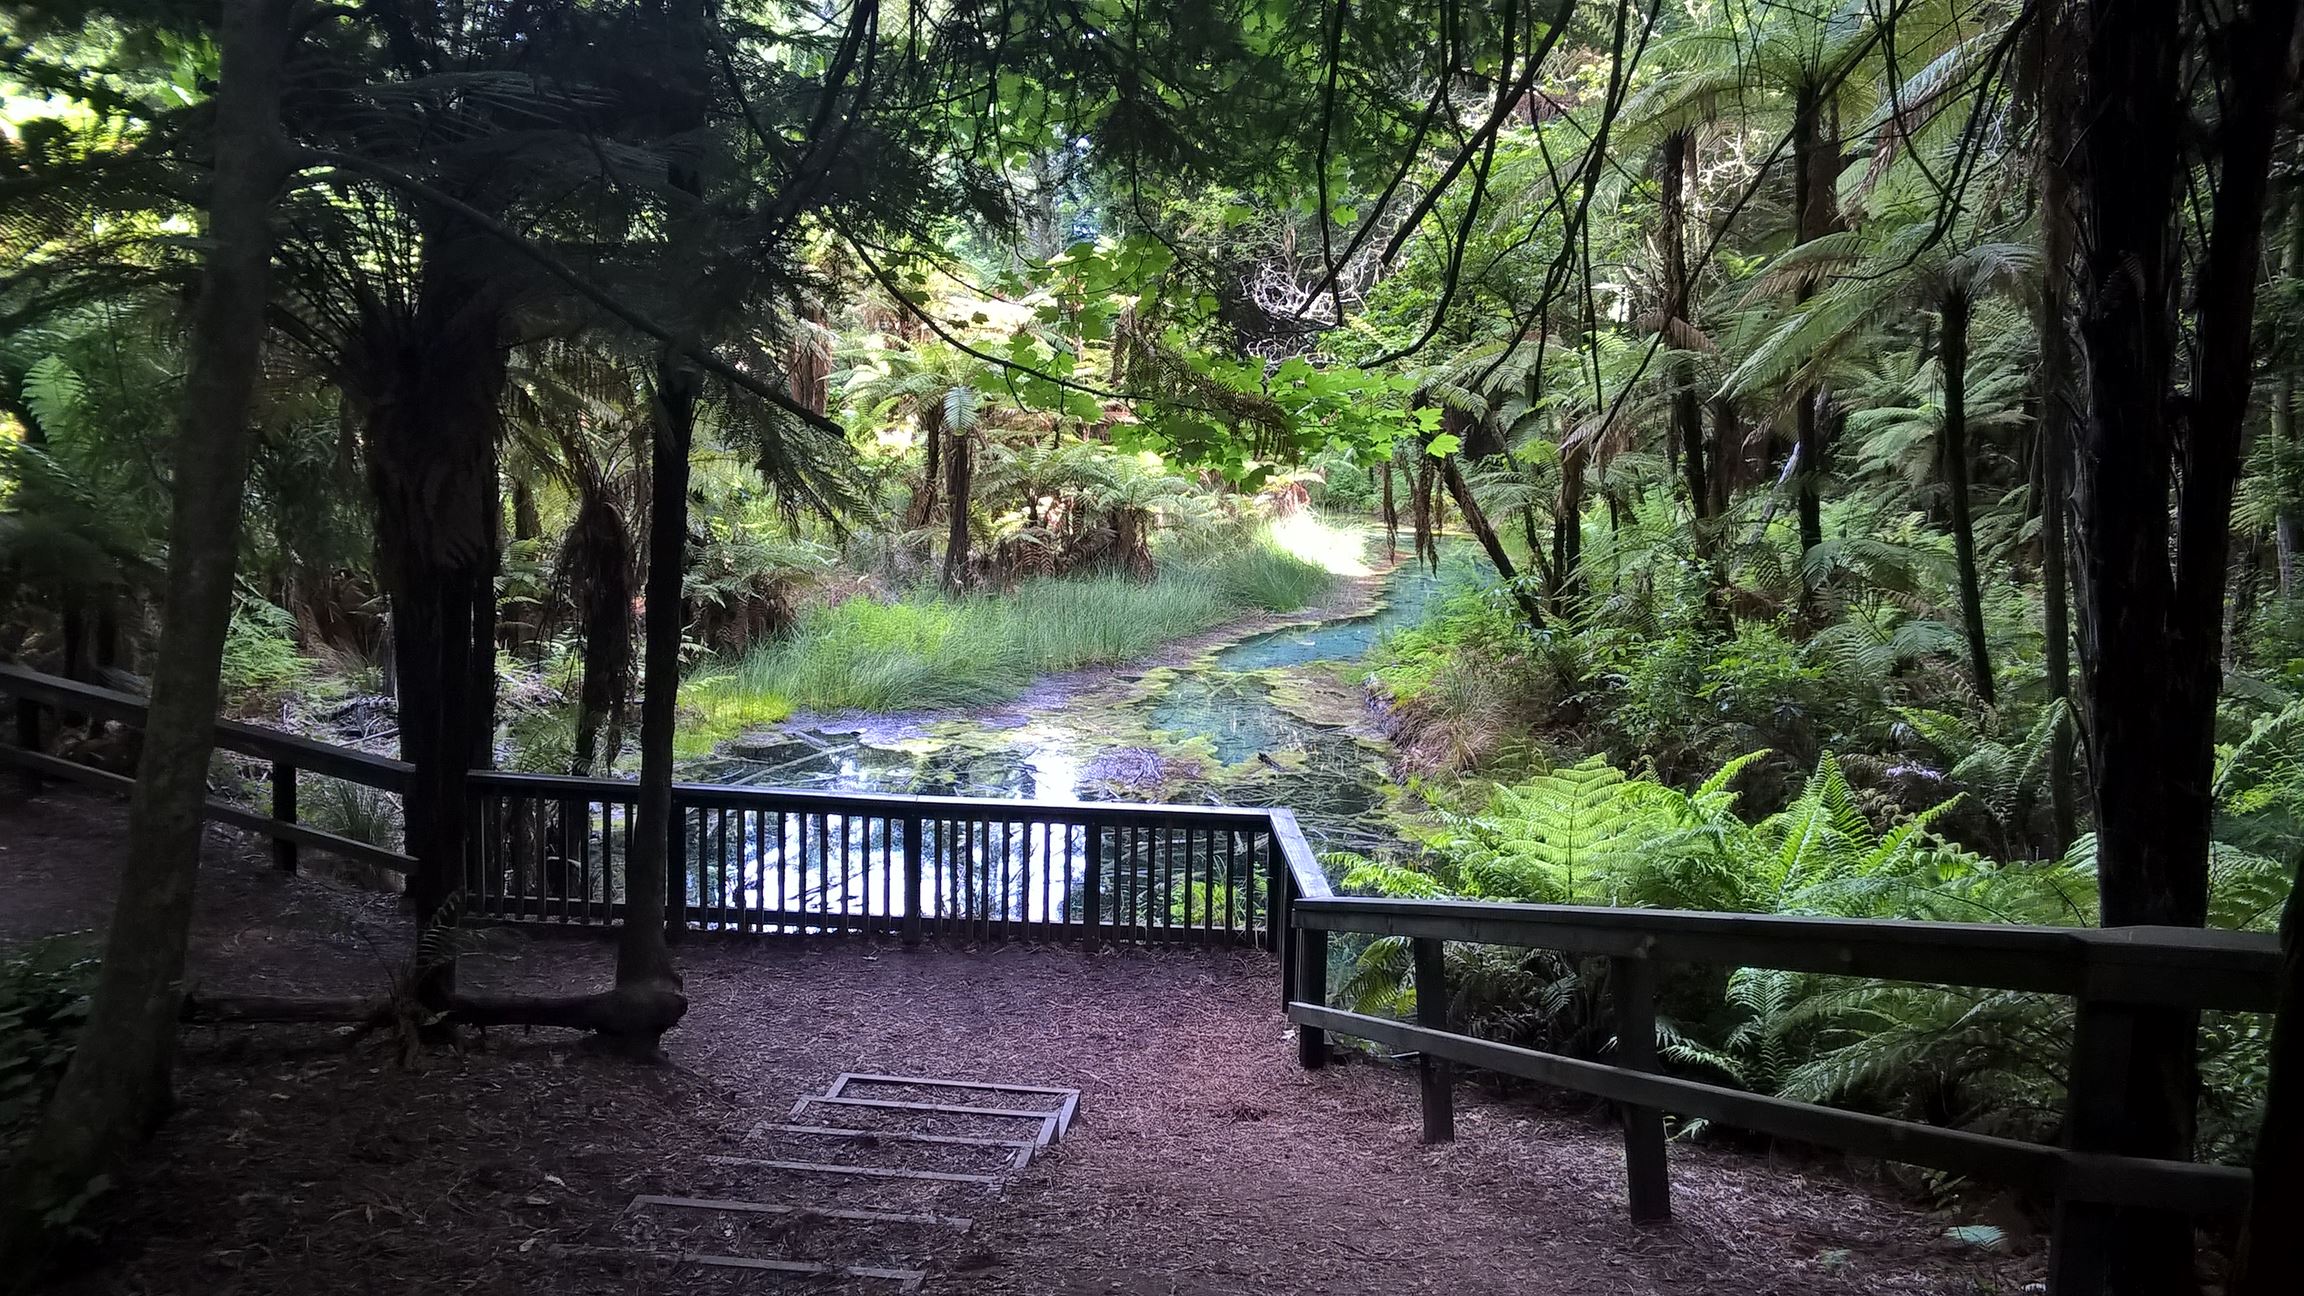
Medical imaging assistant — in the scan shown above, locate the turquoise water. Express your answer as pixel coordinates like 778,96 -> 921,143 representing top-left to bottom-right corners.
1209,549 -> 1480,672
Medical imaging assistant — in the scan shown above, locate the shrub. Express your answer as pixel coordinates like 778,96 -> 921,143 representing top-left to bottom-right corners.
219,594 -> 313,700
1324,750 -> 2278,1167
1,938 -> 97,1153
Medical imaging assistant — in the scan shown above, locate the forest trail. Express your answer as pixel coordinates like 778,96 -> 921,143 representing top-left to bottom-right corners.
4,788 -> 2035,1294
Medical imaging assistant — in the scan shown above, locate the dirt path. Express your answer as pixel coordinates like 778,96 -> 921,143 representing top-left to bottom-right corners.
2,789 -> 2033,1294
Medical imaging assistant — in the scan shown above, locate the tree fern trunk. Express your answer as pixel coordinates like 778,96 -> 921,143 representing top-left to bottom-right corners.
2072,0 -> 2299,1290
365,277 -> 508,926
1790,82 -> 1838,564
1660,128 -> 1708,524
1940,287 -> 1994,704
2033,2 -> 2081,852
941,428 -> 973,592
1441,456 -> 1544,630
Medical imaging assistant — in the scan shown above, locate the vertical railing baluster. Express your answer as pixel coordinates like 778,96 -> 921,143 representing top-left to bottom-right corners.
902,814 -> 924,945
664,797 -> 687,934
1082,821 -> 1102,943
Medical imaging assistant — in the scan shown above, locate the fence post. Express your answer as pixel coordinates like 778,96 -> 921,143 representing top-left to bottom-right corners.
270,760 -> 298,873
14,697 -> 39,793
1611,953 -> 1670,1222
901,814 -> 924,946
1413,936 -> 1455,1142
2046,997 -> 2133,1295
1295,923 -> 1328,1069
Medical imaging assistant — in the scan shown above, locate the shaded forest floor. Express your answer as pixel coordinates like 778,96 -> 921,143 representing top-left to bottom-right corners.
2,787 -> 2036,1294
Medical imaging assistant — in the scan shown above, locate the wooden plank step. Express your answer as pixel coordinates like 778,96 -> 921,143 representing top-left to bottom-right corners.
748,1123 -> 1036,1171
626,1195 -> 973,1230
553,1243 -> 924,1290
831,1072 -> 1081,1098
822,1075 -> 1080,1140
702,1154 -> 1010,1186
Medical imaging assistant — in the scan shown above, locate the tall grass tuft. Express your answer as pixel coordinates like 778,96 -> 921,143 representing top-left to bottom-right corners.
708,523 -> 1345,719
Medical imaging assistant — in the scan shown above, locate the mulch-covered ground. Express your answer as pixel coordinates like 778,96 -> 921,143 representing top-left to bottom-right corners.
1,786 -> 2037,1294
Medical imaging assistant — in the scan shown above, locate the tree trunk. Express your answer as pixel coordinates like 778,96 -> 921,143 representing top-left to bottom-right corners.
941,428 -> 973,593
1939,287 -> 1994,705
360,274 -> 508,924
1660,128 -> 1708,523
2071,0 -> 2298,1291
1440,456 -> 1544,630
603,353 -> 696,1056
0,0 -> 287,1270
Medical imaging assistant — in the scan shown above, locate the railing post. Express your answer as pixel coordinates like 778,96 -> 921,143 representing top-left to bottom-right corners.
1082,820 -> 1103,945
901,814 -> 924,946
270,760 -> 298,873
2047,996 -> 2133,1296
14,697 -> 40,793
1611,953 -> 1670,1222
1413,936 -> 1454,1141
1294,922 -> 1328,1069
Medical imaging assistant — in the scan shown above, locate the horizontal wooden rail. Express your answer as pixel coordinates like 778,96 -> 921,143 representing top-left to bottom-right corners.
0,743 -> 413,876
470,769 -> 1284,831
1289,895 -> 2280,1012
1290,1003 -> 2250,1214
0,663 -> 411,791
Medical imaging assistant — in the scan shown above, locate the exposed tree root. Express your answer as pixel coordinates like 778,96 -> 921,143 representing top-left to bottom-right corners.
181,983 -> 688,1055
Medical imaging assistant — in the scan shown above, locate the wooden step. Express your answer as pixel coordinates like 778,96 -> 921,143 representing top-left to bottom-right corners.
626,1195 -> 975,1231
702,1153 -> 1010,1186
748,1122 -> 1038,1171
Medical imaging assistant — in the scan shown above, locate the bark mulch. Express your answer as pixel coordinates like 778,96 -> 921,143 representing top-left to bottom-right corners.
1,787 -> 2036,1294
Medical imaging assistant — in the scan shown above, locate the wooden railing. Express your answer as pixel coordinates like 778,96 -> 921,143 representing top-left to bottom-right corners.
1276,843 -> 2283,1296
0,663 -> 415,876
466,771 -> 1323,948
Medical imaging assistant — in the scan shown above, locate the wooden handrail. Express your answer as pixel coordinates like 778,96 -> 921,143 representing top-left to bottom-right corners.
469,768 -> 1288,830
1289,895 -> 2280,1011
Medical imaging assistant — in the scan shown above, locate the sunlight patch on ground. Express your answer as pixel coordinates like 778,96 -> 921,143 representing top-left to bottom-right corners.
1265,512 -> 1373,577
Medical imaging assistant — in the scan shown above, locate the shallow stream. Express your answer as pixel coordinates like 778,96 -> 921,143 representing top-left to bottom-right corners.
687,539 -> 1482,856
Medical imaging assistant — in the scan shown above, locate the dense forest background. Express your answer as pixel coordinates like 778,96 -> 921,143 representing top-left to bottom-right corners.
2,0 -> 2303,1292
